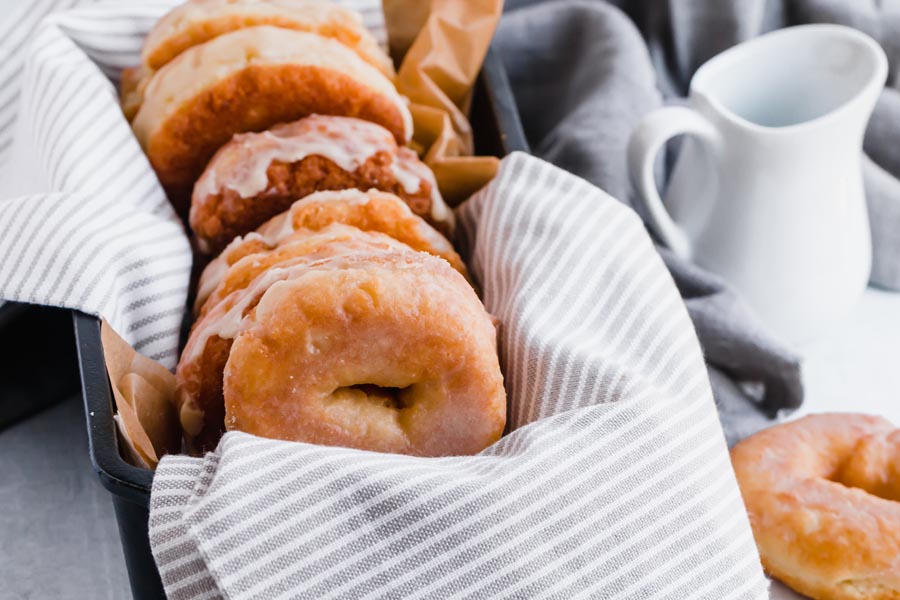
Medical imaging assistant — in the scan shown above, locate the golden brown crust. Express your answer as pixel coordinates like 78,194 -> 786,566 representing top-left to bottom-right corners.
177,228 -> 415,452
132,27 -> 411,213
122,0 -> 395,123
730,414 -> 900,600
222,248 -> 505,456
194,189 -> 466,314
194,153 -> 437,253
141,0 -> 394,76
175,334 -> 232,453
197,224 -> 410,317
190,116 -> 451,253
257,190 -> 463,272
176,227 -> 504,456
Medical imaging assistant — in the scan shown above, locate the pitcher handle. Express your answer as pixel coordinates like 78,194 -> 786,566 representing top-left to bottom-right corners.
627,106 -> 720,260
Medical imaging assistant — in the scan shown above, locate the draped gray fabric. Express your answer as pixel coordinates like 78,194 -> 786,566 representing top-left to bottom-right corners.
495,0 -> 900,443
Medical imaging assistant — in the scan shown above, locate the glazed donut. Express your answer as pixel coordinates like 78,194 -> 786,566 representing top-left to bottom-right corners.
131,26 -> 411,209
222,244 -> 505,456
195,222 -> 444,317
141,0 -> 393,75
194,189 -> 466,313
121,0 -> 393,121
178,227 -> 416,451
190,115 -> 452,253
176,229 -> 505,455
730,414 -> 900,600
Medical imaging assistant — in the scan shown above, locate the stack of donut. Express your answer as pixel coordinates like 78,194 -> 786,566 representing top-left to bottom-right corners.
124,0 -> 506,456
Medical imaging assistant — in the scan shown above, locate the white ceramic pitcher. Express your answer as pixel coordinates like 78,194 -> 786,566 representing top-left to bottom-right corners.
627,25 -> 887,343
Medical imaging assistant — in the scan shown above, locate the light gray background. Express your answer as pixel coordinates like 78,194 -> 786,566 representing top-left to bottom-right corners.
0,395 -> 130,599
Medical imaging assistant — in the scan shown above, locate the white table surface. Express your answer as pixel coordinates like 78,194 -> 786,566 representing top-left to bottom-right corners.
792,287 -> 900,423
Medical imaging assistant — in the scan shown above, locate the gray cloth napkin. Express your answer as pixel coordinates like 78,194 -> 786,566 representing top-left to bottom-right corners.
494,0 -> 900,444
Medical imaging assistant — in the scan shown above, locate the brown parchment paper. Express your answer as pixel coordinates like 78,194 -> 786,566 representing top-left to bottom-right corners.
101,321 -> 180,468
103,0 -> 504,468
387,0 -> 503,205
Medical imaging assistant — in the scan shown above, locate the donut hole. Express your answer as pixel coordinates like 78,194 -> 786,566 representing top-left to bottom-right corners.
336,383 -> 412,411
319,382 -> 420,445
833,432 -> 900,502
831,472 -> 900,502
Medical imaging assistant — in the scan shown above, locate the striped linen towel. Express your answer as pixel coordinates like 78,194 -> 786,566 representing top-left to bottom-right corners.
149,154 -> 768,600
0,2 -> 768,598
0,0 -> 386,367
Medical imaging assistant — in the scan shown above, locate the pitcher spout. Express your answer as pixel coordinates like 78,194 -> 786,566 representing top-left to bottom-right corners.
690,24 -> 887,135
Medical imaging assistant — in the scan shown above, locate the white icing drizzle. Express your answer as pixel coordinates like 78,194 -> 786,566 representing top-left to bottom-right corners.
195,115 -> 404,200
195,241 -> 239,309
195,193 -> 416,311
393,147 -> 454,228
199,218 -> 376,309
193,115 -> 454,229
184,236 -> 419,365
194,189 -> 461,315
254,189 -> 456,265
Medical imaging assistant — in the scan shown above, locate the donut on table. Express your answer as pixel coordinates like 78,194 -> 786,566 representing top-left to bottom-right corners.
176,227 -> 505,456
131,26 -> 411,210
190,115 -> 452,253
194,189 -> 466,314
730,413 -> 900,600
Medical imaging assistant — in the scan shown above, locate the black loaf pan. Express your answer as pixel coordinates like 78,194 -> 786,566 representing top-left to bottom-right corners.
0,304 -> 80,430
75,46 -> 529,600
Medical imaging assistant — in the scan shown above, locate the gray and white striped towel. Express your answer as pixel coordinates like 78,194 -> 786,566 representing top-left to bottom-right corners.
0,2 -> 767,598
0,0 -> 386,367
149,153 -> 767,600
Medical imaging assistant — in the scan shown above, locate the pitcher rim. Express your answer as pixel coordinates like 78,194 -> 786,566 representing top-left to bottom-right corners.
689,24 -> 888,135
